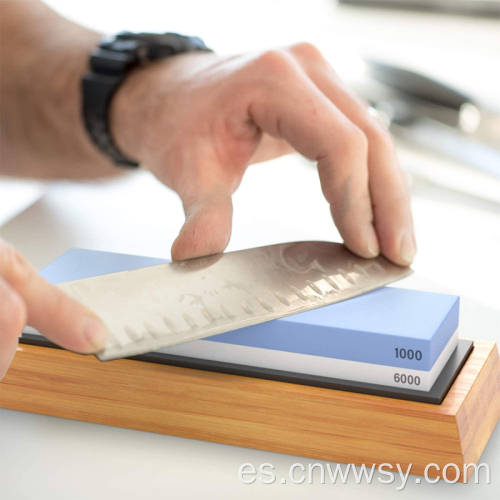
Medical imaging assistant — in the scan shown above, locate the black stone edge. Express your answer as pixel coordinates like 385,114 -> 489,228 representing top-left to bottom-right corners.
19,333 -> 474,405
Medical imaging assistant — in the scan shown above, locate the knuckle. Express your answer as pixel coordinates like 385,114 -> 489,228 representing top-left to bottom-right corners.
327,174 -> 371,220
328,188 -> 350,215
341,123 -> 369,153
377,189 -> 408,210
318,161 -> 350,205
289,42 -> 323,61
364,120 -> 394,148
254,49 -> 295,76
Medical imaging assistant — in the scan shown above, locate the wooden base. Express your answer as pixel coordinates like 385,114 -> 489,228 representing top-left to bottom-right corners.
1,341 -> 499,482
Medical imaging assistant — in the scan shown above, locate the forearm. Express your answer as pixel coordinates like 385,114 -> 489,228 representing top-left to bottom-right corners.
0,0 -> 119,179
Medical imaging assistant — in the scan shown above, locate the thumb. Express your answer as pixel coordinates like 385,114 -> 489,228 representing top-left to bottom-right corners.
171,190 -> 233,261
0,239 -> 108,354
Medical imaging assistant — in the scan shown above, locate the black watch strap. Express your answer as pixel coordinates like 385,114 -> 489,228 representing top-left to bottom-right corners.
82,32 -> 212,168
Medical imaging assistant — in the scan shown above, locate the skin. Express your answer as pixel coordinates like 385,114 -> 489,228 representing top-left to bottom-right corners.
0,0 -> 416,380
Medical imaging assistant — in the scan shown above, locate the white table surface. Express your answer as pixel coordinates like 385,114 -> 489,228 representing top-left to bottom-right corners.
1,1 -> 500,499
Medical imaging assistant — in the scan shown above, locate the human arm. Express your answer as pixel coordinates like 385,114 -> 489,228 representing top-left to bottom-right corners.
0,0 -> 415,265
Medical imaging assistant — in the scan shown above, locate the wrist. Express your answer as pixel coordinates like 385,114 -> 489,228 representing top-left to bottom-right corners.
84,32 -> 214,169
109,52 -> 216,166
108,64 -> 153,165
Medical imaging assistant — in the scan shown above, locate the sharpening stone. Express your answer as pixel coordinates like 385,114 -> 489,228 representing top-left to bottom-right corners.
25,248 -> 464,396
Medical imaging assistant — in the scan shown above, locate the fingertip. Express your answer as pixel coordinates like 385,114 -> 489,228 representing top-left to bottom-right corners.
344,238 -> 379,261
365,225 -> 380,258
172,194 -> 233,261
330,205 -> 380,260
80,315 -> 108,353
25,280 -> 109,354
171,221 -> 231,261
398,229 -> 417,266
378,228 -> 416,267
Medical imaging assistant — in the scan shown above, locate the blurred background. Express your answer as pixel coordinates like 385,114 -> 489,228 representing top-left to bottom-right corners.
1,2 -> 500,499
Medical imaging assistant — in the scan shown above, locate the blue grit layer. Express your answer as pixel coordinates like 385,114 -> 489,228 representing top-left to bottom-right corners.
40,248 -> 459,371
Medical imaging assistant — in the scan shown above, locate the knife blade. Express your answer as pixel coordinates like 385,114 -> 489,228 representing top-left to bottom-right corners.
57,241 -> 413,361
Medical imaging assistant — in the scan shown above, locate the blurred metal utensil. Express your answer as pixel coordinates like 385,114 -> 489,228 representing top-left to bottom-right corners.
360,59 -> 500,177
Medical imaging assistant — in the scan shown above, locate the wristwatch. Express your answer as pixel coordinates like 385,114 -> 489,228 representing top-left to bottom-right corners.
82,31 -> 212,168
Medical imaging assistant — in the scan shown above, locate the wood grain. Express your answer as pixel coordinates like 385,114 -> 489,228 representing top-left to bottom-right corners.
1,341 -> 499,482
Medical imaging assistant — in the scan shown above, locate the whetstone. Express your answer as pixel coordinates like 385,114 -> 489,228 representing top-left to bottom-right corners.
1,340 -> 499,482
31,248 -> 462,393
18,333 -> 474,405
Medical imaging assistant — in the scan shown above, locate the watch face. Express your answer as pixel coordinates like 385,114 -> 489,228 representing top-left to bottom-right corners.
101,32 -> 206,62
116,31 -> 178,46
102,39 -> 140,53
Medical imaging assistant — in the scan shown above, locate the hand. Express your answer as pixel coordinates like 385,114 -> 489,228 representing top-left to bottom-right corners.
111,43 -> 416,265
0,239 -> 107,380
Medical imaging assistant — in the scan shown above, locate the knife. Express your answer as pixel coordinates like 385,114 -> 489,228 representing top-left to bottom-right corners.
55,241 -> 412,361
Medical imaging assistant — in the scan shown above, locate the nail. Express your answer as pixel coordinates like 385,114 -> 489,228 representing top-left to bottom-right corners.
82,315 -> 108,351
366,229 -> 380,258
400,229 -> 416,265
